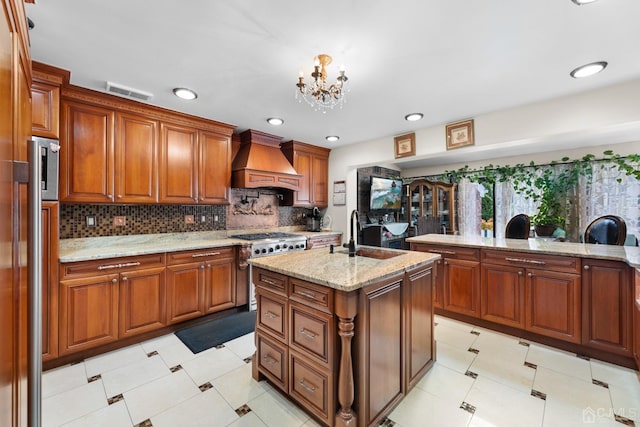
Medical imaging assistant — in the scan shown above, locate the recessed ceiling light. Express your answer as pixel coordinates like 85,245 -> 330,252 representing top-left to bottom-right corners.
172,87 -> 198,100
266,117 -> 284,126
325,136 -> 339,142
404,113 -> 424,122
571,0 -> 598,5
570,61 -> 608,78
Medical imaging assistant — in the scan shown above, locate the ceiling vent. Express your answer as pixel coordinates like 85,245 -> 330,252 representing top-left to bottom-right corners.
105,81 -> 153,101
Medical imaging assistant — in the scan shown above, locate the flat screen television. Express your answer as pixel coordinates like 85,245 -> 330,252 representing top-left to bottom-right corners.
369,177 -> 403,210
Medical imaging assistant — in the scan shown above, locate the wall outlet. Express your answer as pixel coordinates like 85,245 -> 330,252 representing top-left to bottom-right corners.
214,215 -> 219,222
184,215 -> 195,224
200,215 -> 206,223
86,215 -> 96,227
113,216 -> 126,227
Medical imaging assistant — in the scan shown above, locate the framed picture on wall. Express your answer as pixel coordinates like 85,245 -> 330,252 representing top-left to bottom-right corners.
446,119 -> 474,150
394,132 -> 416,158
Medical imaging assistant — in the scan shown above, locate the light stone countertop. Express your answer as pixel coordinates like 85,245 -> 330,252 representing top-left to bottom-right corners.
406,234 -> 640,268
249,246 -> 440,292
59,229 -> 343,263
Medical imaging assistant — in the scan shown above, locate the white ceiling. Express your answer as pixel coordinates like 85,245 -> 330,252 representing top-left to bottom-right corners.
25,0 -> 640,151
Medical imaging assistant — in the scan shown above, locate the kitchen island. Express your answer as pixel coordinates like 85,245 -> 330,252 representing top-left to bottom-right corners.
406,234 -> 640,370
249,246 -> 440,427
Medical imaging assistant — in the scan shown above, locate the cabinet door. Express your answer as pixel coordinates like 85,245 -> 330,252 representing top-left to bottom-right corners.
634,301 -> 640,369
481,263 -> 525,328
443,258 -> 481,317
582,259 -> 632,356
405,266 -> 434,390
115,112 -> 158,203
159,122 -> 198,203
118,267 -> 166,339
433,258 -> 444,309
311,154 -> 328,206
41,202 -> 59,361
59,274 -> 119,356
293,150 -> 312,206
31,80 -> 60,138
166,262 -> 205,324
203,257 -> 236,314
198,130 -> 231,204
525,269 -> 581,343
60,101 -> 115,202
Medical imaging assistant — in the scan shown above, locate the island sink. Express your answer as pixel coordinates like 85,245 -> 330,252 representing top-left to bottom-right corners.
338,247 -> 404,259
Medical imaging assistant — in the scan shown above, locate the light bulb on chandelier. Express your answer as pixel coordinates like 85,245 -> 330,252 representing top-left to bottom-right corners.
296,54 -> 349,113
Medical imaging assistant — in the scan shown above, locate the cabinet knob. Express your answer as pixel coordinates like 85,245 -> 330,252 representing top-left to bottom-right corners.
444,260 -> 448,265
200,264 -> 205,269
111,278 -> 118,283
122,276 -> 128,281
583,265 -> 590,270
527,272 -> 533,278
207,264 -> 212,268
117,194 -> 122,199
518,271 -> 523,276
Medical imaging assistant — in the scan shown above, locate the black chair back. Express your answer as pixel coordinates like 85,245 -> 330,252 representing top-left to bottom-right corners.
584,215 -> 626,245
505,214 -> 530,239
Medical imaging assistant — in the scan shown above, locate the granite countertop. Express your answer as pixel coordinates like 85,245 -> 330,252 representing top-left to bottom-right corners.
249,246 -> 440,292
406,234 -> 640,268
59,228 -> 343,263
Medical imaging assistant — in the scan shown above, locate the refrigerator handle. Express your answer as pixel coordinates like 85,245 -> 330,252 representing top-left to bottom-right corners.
28,138 -> 43,427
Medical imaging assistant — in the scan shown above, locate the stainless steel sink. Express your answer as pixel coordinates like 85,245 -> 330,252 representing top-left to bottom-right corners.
338,247 -> 404,259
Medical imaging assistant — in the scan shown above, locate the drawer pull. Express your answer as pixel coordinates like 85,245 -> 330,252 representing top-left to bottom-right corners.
505,257 -> 546,266
296,290 -> 317,300
298,379 -> 317,393
429,249 -> 456,255
262,278 -> 277,286
299,328 -> 317,340
191,252 -> 220,258
264,311 -> 279,319
262,355 -> 278,365
98,261 -> 141,271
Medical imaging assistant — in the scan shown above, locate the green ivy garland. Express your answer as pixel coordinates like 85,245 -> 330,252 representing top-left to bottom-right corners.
444,150 -> 640,226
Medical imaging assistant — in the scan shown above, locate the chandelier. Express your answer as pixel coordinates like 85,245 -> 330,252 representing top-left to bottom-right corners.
296,54 -> 349,112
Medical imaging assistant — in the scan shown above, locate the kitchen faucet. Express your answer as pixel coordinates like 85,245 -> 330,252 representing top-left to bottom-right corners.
348,209 -> 360,257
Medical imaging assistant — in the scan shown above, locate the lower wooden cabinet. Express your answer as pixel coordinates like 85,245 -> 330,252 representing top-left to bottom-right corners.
634,300 -> 640,369
481,263 -> 525,328
59,254 -> 166,355
582,259 -> 632,356
166,247 -> 235,325
253,263 -> 435,427
444,258 -> 481,317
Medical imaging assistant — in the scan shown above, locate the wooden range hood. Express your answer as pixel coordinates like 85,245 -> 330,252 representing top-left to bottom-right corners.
231,129 -> 302,191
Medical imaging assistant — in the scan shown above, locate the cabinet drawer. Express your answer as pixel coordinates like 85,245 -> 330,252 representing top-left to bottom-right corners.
254,267 -> 288,295
257,334 -> 288,391
61,253 -> 166,279
482,249 -> 580,274
290,302 -> 333,365
413,244 -> 479,261
167,247 -> 233,265
257,289 -> 287,342
290,353 -> 332,424
290,278 -> 334,313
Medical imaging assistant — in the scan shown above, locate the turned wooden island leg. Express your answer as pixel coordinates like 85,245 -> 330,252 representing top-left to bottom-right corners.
335,291 -> 358,427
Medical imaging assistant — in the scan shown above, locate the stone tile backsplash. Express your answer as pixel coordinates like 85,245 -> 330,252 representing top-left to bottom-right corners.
60,201 -> 309,239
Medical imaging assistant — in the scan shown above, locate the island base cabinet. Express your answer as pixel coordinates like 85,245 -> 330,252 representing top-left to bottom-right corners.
290,352 -> 334,426
357,276 -> 404,426
405,266 -> 435,389
582,259 -> 632,356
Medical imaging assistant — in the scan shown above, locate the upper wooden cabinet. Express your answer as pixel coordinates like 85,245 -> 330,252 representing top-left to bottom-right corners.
60,100 -> 115,203
281,141 -> 330,207
59,84 -> 234,204
406,179 -> 457,234
31,62 -> 68,139
31,81 -> 60,139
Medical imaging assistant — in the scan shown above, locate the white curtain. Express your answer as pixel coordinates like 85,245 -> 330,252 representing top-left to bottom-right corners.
457,178 -> 481,236
578,163 -> 640,242
494,180 -> 537,239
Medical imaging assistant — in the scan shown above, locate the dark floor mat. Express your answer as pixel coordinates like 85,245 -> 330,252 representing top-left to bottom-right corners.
175,311 -> 256,354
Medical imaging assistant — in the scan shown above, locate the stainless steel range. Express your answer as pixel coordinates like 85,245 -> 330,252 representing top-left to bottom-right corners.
232,232 -> 307,257
231,232 -> 307,310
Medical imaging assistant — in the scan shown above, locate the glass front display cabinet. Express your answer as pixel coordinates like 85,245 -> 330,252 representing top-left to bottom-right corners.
406,179 -> 456,234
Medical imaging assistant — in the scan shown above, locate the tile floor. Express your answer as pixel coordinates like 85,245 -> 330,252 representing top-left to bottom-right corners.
42,315 -> 640,426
